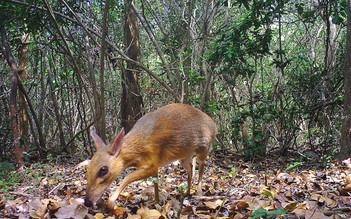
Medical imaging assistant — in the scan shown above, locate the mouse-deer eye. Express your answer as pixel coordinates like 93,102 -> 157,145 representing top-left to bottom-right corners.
98,166 -> 108,177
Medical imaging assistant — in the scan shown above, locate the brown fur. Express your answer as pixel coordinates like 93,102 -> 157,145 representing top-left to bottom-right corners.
84,103 -> 217,209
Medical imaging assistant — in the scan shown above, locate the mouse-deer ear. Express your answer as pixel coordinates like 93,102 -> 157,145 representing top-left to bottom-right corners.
90,128 -> 106,151
108,128 -> 125,156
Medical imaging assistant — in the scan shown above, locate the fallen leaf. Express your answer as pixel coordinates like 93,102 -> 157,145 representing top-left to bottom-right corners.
204,201 -> 218,209
247,198 -> 270,211
344,184 -> 351,191
345,175 -> 351,184
292,207 -> 306,216
236,200 -> 249,210
29,205 -> 47,219
114,206 -> 127,217
140,209 -> 163,219
281,201 -> 297,212
54,204 -> 88,219
94,213 -> 105,219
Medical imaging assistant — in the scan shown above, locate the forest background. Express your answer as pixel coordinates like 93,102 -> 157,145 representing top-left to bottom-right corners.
2,0 -> 351,217
1,0 -> 351,167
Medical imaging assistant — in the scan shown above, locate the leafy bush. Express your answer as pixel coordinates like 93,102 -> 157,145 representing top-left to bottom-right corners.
0,162 -> 20,194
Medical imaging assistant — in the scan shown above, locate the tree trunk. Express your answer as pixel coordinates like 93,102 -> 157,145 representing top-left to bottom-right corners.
42,49 -> 66,151
340,0 -> 351,161
1,22 -> 24,168
121,0 -> 143,133
96,0 -> 110,142
18,33 -> 30,152
199,0 -> 217,110
85,37 -> 100,145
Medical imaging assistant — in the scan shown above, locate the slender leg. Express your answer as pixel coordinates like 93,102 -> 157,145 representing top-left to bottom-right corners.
154,172 -> 159,202
181,156 -> 193,196
108,167 -> 158,209
197,160 -> 205,195
196,149 -> 209,196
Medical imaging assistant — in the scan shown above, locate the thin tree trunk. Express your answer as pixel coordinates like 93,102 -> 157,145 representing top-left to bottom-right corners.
17,78 -> 46,157
200,0 -> 217,110
97,0 -> 110,142
340,0 -> 351,161
18,33 -> 30,152
1,22 -> 24,168
42,49 -> 66,150
16,41 -> 46,156
180,0 -> 194,103
121,0 -> 144,133
85,36 -> 100,143
43,0 -> 95,123
9,0 -> 179,102
132,2 -> 182,102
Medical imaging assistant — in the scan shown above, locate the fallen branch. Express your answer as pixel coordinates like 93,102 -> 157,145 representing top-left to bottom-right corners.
192,195 -> 226,200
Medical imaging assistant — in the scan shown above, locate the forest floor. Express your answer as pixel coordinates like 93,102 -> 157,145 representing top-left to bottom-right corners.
1,151 -> 351,219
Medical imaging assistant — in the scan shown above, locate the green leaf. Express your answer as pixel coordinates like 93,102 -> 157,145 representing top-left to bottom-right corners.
251,208 -> 286,219
332,14 -> 343,24
285,162 -> 303,172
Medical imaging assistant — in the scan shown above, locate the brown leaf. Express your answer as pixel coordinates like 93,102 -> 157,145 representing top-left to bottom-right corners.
310,193 -> 322,202
28,197 -> 44,210
194,213 -> 211,219
276,172 -> 294,184
233,212 -> 245,219
344,184 -> 351,191
46,199 -> 60,213
204,199 -> 223,210
338,185 -> 351,196
323,197 -> 337,208
54,203 -> 88,219
140,209 -> 163,219
181,206 -> 193,215
305,210 -> 334,219
292,207 -> 306,216
126,214 -> 141,219
114,206 -> 127,217
345,175 -> 351,184
306,200 -> 318,210
236,200 -> 249,210
28,198 -> 47,219
247,198 -> 270,211
29,205 -> 47,219
285,190 -> 293,199
281,201 -> 297,212
0,195 -> 5,211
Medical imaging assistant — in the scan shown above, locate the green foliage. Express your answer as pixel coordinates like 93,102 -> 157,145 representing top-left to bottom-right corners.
332,0 -> 347,25
231,97 -> 276,158
322,149 -> 338,168
261,190 -> 274,200
0,0 -> 347,163
189,70 -> 206,84
0,162 -> 20,194
177,184 -> 189,194
285,162 -> 303,172
1,1 -> 49,36
251,208 -> 286,219
151,177 -> 159,184
0,162 -> 16,177
229,167 -> 237,178
209,0 -> 286,69
205,0 -> 345,160
0,162 -> 69,196
294,2 -> 317,23
209,12 -> 273,77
